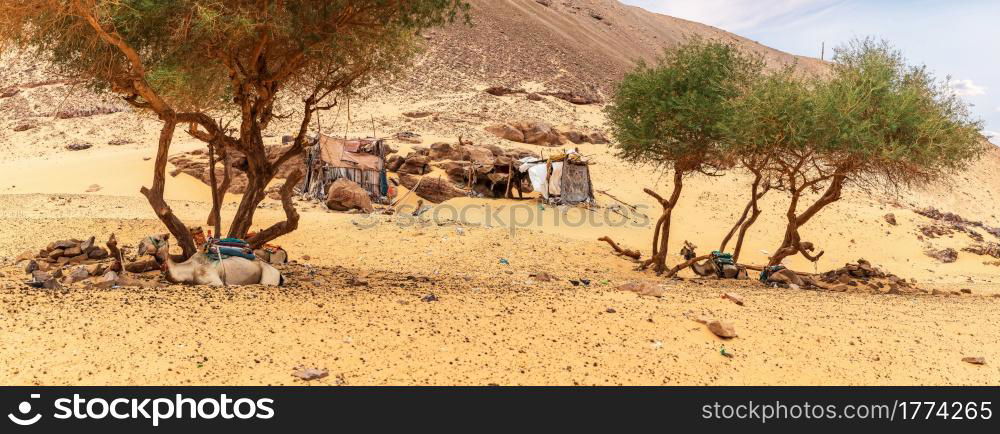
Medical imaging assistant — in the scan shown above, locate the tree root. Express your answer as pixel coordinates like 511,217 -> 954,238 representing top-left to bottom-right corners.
598,236 -> 641,260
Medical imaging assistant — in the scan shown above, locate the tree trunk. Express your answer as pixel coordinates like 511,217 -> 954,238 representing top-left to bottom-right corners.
206,142 -> 232,238
720,173 -> 768,257
641,169 -> 684,274
207,141 -> 221,237
227,142 -> 273,239
140,118 -> 198,259
768,174 -> 844,266
247,169 -> 303,249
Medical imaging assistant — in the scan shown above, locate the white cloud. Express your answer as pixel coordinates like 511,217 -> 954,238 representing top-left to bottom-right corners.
985,131 -> 1000,146
626,0 -> 845,32
947,79 -> 986,97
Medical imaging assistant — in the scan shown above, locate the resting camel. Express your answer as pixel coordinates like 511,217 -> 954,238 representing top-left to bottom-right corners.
137,234 -> 284,286
678,241 -> 748,279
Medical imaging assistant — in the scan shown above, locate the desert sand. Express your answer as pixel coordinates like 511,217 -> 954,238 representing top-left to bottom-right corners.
1,0 -> 998,386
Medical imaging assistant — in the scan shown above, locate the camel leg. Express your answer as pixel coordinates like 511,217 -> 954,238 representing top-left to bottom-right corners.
259,263 -> 282,286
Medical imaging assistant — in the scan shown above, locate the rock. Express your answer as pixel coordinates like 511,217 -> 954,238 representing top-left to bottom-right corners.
347,276 -> 369,287
292,367 -> 329,381
926,248 -> 958,263
32,270 -> 52,282
722,292 -> 744,306
88,247 -> 109,259
68,266 -> 90,283
587,131 -> 609,144
562,130 -> 586,144
13,122 -> 34,132
421,293 -> 439,302
767,269 -> 805,287
398,173 -> 467,204
518,121 -> 562,146
80,236 -> 95,252
883,213 -> 897,225
394,131 -> 422,144
16,250 -> 36,262
48,249 -> 65,259
526,92 -> 543,101
485,124 -> 525,143
932,289 -> 948,296
397,155 -> 431,175
616,280 -> 666,297
428,142 -> 469,161
325,178 -> 374,213
85,263 -> 106,276
65,143 -> 93,151
85,184 -> 102,192
707,320 -> 737,339
962,356 -> 986,365
960,288 -> 972,294
62,245 -> 82,257
19,260 -> 38,274
532,272 -> 554,282
386,155 -> 405,172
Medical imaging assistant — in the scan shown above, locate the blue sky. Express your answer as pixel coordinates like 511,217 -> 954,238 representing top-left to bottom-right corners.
621,0 -> 1000,144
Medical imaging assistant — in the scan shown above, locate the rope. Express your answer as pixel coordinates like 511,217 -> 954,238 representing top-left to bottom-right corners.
215,245 -> 228,287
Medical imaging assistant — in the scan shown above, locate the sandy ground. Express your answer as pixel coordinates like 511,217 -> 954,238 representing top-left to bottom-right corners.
2,27 -> 1000,385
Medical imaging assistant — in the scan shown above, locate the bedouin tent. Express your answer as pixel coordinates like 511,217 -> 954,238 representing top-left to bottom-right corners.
302,134 -> 391,203
516,149 -> 594,205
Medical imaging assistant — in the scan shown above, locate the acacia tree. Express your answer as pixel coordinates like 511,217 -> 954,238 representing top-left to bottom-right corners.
764,38 -> 984,267
606,39 -> 763,274
0,0 -> 467,258
718,67 -> 810,263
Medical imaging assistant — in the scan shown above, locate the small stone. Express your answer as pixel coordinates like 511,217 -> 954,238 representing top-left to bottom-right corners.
883,213 -> 897,225
65,143 -> 93,151
19,259 -> 38,274
722,292 -> 744,306
605,308 -> 616,314
68,266 -> 90,283
16,250 -> 36,262
707,320 -> 737,339
532,272 -> 554,282
962,356 -> 986,365
960,288 -> 972,294
421,293 -> 438,302
292,367 -> 329,381
616,280 -> 666,297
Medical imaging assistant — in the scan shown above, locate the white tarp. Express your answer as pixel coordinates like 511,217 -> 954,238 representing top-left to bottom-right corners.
548,162 -> 563,196
526,163 -> 549,198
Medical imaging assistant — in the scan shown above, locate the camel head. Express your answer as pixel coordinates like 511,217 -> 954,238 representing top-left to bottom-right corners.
679,241 -> 698,261
137,234 -> 171,263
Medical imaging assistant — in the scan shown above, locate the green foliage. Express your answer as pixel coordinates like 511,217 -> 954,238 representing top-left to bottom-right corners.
724,67 -> 815,160
810,37 -> 985,186
1,0 -> 469,112
605,38 -> 765,172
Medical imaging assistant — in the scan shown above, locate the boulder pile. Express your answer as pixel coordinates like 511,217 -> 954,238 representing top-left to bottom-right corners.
816,259 -> 917,294
485,121 -> 608,147
15,236 -> 116,289
387,141 -> 540,200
